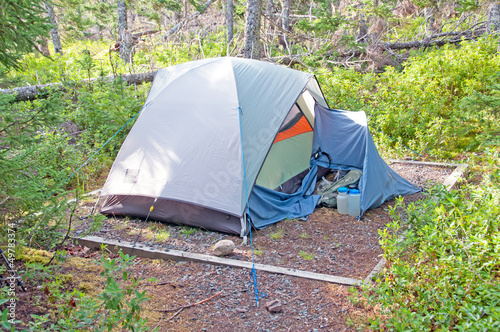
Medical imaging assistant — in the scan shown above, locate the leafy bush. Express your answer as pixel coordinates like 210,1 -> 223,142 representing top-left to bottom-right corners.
316,36 -> 500,158
358,149 -> 500,330
0,75 -> 146,250
16,251 -> 153,331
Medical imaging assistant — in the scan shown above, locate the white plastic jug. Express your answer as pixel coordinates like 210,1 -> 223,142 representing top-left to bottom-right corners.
337,187 -> 348,215
348,189 -> 361,217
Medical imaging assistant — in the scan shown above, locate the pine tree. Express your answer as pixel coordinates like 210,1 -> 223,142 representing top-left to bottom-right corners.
0,0 -> 52,68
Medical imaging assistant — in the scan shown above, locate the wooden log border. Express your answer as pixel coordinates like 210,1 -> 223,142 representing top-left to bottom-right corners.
74,235 -> 363,286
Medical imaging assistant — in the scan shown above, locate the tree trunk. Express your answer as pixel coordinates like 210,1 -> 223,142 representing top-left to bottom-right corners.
118,0 -> 132,63
243,0 -> 262,59
38,38 -> 51,57
281,0 -> 291,51
488,2 -> 500,53
45,2 -> 63,55
487,2 -> 500,33
357,16 -> 368,43
227,0 -> 234,45
265,0 -> 273,33
118,0 -> 127,40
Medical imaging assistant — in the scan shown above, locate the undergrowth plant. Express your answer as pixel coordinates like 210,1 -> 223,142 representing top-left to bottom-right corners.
269,227 -> 283,240
0,52 -> 147,250
180,226 -> 198,236
298,250 -> 314,261
355,149 -> 500,330
22,250 -> 153,331
316,36 -> 500,159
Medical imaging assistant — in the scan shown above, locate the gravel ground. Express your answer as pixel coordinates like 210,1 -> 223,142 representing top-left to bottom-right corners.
15,161 -> 455,331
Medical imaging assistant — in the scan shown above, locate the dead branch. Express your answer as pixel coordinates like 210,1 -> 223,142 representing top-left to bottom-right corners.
152,281 -> 179,287
162,0 -> 217,40
261,13 -> 313,43
0,108 -> 45,135
0,196 -> 9,206
155,291 -> 223,313
264,53 -> 315,65
45,194 -> 79,267
132,29 -> 159,39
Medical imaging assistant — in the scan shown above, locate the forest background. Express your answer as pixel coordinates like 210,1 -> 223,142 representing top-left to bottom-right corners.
0,0 -> 499,330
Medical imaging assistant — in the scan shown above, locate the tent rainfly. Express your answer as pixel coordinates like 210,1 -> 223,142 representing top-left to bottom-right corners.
100,57 -> 420,237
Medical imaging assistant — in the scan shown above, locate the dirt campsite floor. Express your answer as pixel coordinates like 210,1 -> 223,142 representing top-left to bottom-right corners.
13,161 -> 456,331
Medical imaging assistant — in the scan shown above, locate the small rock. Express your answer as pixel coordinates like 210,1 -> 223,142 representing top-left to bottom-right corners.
265,299 -> 282,313
213,240 -> 235,256
236,307 -> 247,313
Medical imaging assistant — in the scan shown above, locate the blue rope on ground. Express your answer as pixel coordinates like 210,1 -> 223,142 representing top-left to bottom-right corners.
47,105 -> 147,199
238,106 -> 267,307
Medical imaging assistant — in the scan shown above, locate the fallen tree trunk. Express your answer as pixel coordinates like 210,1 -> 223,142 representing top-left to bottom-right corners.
0,71 -> 158,102
328,26 -> 487,59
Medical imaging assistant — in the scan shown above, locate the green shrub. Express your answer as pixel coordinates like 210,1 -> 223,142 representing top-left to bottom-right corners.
316,36 -> 500,158
21,251 -> 153,331
0,75 -> 146,250
360,149 -> 500,330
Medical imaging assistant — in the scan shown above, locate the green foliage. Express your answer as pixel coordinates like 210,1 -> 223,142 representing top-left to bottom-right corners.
296,0 -> 346,34
180,226 -> 198,236
189,0 -> 211,14
19,251 -> 154,331
1,298 -> 21,330
134,0 -> 182,29
359,0 -> 395,19
316,36 -> 500,158
360,149 -> 500,330
0,47 -> 146,250
57,0 -> 115,41
0,0 -> 52,68
459,73 -> 500,148
233,4 -> 246,18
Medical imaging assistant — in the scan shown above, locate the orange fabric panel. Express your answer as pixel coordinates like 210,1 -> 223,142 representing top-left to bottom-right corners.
273,116 -> 313,144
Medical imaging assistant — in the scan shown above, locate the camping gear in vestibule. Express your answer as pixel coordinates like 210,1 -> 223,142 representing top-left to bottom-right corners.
316,192 -> 337,208
315,169 -> 362,196
317,177 -> 333,192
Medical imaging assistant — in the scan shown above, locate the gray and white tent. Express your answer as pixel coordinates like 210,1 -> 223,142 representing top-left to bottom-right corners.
100,57 -> 419,236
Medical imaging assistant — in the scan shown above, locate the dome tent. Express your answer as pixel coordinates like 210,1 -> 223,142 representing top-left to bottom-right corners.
100,57 -> 419,236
